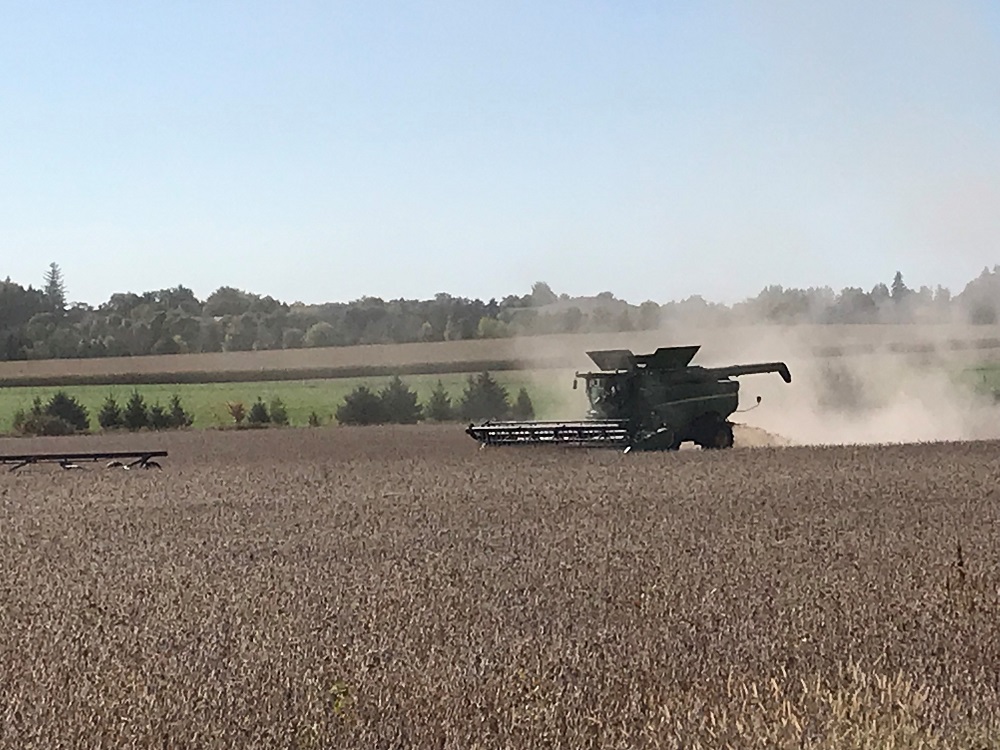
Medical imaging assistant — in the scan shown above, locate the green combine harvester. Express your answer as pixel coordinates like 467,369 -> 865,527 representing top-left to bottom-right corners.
466,345 -> 791,452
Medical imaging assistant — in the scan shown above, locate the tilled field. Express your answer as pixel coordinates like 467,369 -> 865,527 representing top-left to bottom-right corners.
1,426 -> 999,748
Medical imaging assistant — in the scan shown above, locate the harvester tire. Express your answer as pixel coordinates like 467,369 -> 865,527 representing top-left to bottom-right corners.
706,422 -> 734,450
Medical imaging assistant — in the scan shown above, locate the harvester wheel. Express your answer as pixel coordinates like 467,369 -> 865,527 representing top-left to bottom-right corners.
706,422 -> 734,449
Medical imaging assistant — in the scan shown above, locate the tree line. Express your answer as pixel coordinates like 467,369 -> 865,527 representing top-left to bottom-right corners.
334,372 -> 534,426
3,264 -> 1000,362
13,390 -> 196,436
9,371 -> 532,436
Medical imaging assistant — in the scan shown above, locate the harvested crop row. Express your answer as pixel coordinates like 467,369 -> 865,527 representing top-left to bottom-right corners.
0,426 -> 998,748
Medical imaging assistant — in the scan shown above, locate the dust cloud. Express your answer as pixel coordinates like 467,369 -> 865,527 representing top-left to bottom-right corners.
507,316 -> 1000,448
728,335 -> 1000,447
500,2 -> 1000,447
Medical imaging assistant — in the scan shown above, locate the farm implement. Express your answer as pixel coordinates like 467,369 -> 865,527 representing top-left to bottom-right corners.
1,450 -> 167,472
466,345 -> 791,452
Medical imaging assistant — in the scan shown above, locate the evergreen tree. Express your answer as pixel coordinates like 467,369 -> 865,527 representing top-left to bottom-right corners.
13,392 -> 88,435
269,397 -> 289,426
424,380 -> 454,421
891,271 -> 910,301
511,387 -> 535,420
98,394 -> 123,430
248,397 -> 271,425
378,375 -> 422,423
123,391 -> 149,431
530,281 -> 558,306
45,391 -> 89,432
148,402 -> 170,430
168,394 -> 194,428
336,385 -> 387,425
458,371 -> 511,421
43,262 -> 66,313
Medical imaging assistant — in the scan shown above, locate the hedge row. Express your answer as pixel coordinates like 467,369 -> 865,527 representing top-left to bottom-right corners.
335,372 -> 534,426
12,391 -> 195,437
6,371 -> 536,435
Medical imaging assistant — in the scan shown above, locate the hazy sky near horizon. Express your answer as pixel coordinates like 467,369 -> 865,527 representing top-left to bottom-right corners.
2,1 -> 999,307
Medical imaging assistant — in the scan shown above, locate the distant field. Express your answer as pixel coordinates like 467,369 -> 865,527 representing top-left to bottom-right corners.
0,337 -> 559,387
0,370 -> 582,433
3,323 -> 1000,388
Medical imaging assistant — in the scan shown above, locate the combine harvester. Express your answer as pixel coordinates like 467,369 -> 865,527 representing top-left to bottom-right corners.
466,345 -> 791,452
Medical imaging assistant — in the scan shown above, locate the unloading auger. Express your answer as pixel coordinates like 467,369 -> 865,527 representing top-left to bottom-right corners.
466,345 -> 791,452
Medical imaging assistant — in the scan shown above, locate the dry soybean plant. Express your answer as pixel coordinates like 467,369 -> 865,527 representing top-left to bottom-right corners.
0,426 -> 998,748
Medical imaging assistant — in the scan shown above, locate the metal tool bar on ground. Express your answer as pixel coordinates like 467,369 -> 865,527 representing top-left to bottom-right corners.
0,450 -> 168,472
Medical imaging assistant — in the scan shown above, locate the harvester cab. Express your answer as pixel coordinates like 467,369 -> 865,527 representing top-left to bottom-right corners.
466,344 -> 791,452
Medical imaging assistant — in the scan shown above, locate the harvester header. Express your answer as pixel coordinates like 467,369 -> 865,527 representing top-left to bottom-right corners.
467,344 -> 791,452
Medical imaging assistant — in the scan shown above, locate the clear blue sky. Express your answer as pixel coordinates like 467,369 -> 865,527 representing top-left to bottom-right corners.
2,1 -> 999,307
